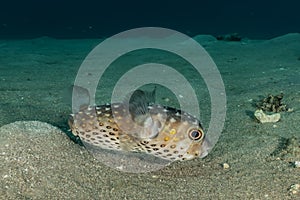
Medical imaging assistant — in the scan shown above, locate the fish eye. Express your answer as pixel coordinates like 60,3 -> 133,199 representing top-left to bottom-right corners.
188,129 -> 203,141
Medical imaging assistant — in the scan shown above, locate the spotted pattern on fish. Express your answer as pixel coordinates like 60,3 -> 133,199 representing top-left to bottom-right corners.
69,103 -> 209,161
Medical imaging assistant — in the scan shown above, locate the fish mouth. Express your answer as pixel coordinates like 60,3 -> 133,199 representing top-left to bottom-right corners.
199,138 -> 211,158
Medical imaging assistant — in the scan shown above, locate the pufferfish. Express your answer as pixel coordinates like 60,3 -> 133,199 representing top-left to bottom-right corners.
68,88 -> 210,161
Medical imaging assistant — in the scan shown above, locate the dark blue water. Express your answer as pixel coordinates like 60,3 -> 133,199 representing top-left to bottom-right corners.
0,0 -> 299,39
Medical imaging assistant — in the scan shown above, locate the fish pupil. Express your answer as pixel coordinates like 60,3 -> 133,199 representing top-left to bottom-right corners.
191,131 -> 199,138
189,129 -> 203,141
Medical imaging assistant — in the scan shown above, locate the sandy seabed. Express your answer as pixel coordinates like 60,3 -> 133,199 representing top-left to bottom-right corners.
0,33 -> 300,199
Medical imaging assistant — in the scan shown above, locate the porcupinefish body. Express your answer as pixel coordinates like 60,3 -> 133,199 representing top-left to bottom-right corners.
68,89 -> 210,161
